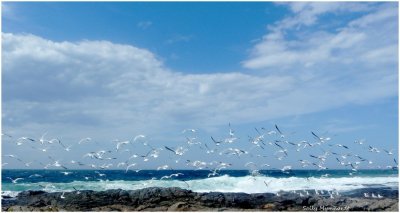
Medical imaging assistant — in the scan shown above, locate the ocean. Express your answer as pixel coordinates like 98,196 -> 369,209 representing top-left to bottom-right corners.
2,169 -> 398,197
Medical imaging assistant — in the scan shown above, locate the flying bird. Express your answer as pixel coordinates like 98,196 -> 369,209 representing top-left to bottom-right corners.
211,136 -> 222,146
7,177 -> 24,184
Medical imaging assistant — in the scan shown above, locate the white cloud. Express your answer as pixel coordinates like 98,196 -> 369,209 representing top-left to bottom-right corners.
2,33 -> 296,140
2,2 -> 397,143
137,20 -> 152,29
241,3 -> 397,110
165,34 -> 193,44
243,3 -> 396,70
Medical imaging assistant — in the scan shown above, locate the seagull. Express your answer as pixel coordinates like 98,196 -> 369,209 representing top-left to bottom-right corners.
220,148 -> 248,157
60,171 -> 72,176
187,160 -> 208,169
207,169 -> 219,178
1,133 -> 12,138
281,165 -> 292,172
349,163 -> 358,172
314,163 -> 328,170
37,146 -> 51,152
211,136 -> 222,146
54,139 -> 68,150
24,162 -> 33,167
224,136 -> 238,144
48,138 -> 61,144
261,163 -> 270,167
275,148 -> 288,157
182,129 -> 196,134
354,139 -> 364,145
164,146 -> 187,156
228,122 -> 234,135
299,160 -> 311,167
7,177 -> 24,184
160,173 -> 184,180
263,180 -> 273,188
17,137 -> 35,142
383,149 -> 393,155
244,162 -> 257,168
321,174 -> 330,178
148,149 -> 162,158
72,187 -> 81,195
125,163 -> 137,173
274,142 -> 285,150
311,131 -> 321,141
157,165 -> 170,170
116,140 -> 130,151
263,128 -> 276,135
3,154 -> 23,162
63,145 -> 73,152
186,137 -> 201,145
60,191 -> 66,199
336,144 -> 349,149
285,141 -> 297,146
133,135 -> 146,142
301,141 -> 313,148
203,143 -> 216,154
70,160 -> 85,166
95,171 -> 106,177
83,152 -> 96,159
248,135 -> 265,149
275,124 -> 284,137
52,160 -> 68,170
39,133 -> 48,144
368,146 -> 380,153
336,158 -> 345,166
78,137 -> 92,144
354,155 -> 366,161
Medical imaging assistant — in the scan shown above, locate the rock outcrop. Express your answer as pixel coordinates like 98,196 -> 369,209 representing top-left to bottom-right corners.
2,187 -> 398,211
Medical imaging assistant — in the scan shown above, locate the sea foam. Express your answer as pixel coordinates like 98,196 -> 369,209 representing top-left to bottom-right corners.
2,175 -> 398,194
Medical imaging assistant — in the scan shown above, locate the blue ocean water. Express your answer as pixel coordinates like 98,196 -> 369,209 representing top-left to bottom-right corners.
2,169 -> 398,196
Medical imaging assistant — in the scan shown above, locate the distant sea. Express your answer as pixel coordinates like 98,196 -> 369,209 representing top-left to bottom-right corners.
2,169 -> 398,197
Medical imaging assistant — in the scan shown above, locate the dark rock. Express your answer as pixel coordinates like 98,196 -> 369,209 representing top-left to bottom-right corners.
2,187 -> 398,211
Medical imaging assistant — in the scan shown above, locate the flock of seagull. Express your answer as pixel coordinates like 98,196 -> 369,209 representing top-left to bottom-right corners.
2,124 -> 398,199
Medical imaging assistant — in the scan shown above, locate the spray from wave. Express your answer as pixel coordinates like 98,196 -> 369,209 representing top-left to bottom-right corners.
2,175 -> 397,197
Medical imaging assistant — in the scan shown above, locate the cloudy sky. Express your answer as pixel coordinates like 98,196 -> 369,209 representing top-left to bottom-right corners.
2,2 -> 398,169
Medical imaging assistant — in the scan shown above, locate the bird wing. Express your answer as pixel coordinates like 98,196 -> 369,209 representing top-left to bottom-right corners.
274,143 -> 284,150
164,146 -> 176,154
275,124 -> 283,135
211,136 -> 221,145
311,132 -> 320,140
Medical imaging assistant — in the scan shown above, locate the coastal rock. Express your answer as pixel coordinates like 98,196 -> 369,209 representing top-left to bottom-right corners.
167,202 -> 189,211
2,187 -> 398,211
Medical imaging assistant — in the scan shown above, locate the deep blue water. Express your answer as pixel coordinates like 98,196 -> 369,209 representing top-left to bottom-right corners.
2,169 -> 398,195
2,169 -> 398,183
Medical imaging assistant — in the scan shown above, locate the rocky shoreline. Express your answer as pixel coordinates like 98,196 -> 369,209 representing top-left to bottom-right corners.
2,187 -> 398,211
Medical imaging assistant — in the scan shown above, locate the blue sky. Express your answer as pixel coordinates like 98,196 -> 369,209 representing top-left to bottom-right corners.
1,2 -> 398,170
2,2 -> 288,73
